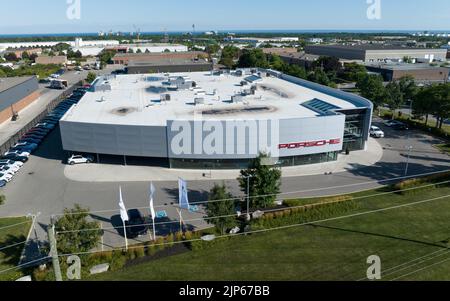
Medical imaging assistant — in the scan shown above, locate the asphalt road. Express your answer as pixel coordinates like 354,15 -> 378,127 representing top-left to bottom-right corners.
1,115 -> 449,255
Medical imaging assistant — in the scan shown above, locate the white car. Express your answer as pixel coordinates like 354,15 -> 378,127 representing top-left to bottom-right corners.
0,160 -> 23,168
67,155 -> 94,165
370,126 -> 385,138
4,150 -> 30,157
0,166 -> 16,176
0,172 -> 13,182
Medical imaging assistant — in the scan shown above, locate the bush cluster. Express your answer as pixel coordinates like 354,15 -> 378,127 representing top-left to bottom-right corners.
393,171 -> 450,195
252,198 -> 358,229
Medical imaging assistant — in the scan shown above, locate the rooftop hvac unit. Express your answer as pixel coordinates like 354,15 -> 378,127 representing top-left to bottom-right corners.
240,80 -> 248,86
160,94 -> 171,102
194,97 -> 205,105
232,95 -> 244,103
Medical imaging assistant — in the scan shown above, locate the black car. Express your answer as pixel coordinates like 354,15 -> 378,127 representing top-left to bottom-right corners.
392,122 -> 409,130
1,154 -> 28,163
28,128 -> 50,135
23,132 -> 46,139
125,209 -> 149,238
19,138 -> 41,145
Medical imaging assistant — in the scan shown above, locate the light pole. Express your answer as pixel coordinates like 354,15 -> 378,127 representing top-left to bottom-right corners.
243,175 -> 253,221
405,145 -> 413,176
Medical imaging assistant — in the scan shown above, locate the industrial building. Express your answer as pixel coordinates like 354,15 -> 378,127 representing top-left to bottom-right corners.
125,59 -> 213,74
112,51 -> 207,65
304,45 -> 448,63
366,63 -> 450,82
35,55 -> 68,65
106,43 -> 188,54
59,70 -> 373,169
0,76 -> 39,124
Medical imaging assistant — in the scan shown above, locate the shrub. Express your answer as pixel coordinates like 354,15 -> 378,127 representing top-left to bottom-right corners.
109,250 -> 127,271
133,246 -> 146,259
0,195 -> 5,205
393,171 -> 450,194
175,231 -> 184,242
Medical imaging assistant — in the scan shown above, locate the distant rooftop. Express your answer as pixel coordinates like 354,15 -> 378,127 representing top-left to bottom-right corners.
366,63 -> 448,70
307,44 -> 448,52
0,76 -> 35,93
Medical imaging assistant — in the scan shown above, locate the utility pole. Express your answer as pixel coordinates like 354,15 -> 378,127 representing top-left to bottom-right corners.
47,219 -> 62,281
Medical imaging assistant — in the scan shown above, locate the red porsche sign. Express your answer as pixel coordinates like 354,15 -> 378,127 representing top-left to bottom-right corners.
279,139 -> 341,150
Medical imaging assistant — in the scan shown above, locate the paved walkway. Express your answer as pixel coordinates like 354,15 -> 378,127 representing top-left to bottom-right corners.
64,138 -> 384,182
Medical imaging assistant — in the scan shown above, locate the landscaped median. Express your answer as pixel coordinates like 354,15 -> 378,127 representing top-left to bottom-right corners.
30,172 -> 450,281
0,217 -> 32,281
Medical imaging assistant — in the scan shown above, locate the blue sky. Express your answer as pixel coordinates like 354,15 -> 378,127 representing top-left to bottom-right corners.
1,0 -> 450,34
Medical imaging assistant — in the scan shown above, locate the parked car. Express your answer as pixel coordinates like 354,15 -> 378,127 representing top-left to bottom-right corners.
14,142 -> 38,149
4,150 -> 30,158
0,180 -> 6,188
27,128 -> 49,135
0,173 -> 13,183
18,138 -> 41,145
9,146 -> 35,154
35,123 -> 55,130
0,154 -> 29,163
391,122 -> 409,131
370,126 -> 385,138
22,133 -> 46,140
383,120 -> 402,127
0,166 -> 16,176
0,163 -> 20,173
0,159 -> 24,168
67,154 -> 94,165
125,209 -> 149,238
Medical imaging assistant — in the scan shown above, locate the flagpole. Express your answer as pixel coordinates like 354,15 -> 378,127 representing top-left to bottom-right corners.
152,217 -> 156,241
123,219 -> 128,251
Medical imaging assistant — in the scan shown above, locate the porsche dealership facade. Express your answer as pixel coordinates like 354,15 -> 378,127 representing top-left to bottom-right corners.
59,69 -> 373,169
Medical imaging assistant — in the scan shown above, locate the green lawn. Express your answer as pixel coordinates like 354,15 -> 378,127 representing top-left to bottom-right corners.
435,144 -> 450,155
0,217 -> 32,281
94,186 -> 450,281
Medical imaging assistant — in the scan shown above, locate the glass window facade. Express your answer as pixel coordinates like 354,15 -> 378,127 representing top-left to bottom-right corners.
170,152 -> 339,170
338,109 -> 370,152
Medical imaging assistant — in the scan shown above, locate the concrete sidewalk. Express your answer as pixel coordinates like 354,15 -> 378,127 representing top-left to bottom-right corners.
64,138 -> 384,182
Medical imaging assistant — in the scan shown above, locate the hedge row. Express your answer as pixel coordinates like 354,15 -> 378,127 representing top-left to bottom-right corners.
32,230 -> 206,281
393,171 -> 450,195
251,197 -> 358,229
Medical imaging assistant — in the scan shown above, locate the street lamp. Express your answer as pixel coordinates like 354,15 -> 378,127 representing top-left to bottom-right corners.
242,175 -> 253,221
405,145 -> 413,176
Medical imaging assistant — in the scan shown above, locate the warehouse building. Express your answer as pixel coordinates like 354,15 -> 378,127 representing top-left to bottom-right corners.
0,76 -> 40,124
305,45 -> 448,63
59,70 -> 373,169
366,63 -> 450,82
112,51 -> 207,65
126,59 -> 213,74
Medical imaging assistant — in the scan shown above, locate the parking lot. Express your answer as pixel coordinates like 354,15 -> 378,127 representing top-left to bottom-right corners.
0,108 -> 450,257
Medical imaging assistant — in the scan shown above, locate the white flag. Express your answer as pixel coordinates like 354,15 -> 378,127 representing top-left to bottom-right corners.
149,182 -> 156,220
118,186 -> 129,222
178,178 -> 190,210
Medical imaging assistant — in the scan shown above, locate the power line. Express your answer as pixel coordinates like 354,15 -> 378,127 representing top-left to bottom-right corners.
56,193 -> 450,258
46,169 -> 450,219
54,180 -> 450,235
0,220 -> 32,232
0,240 -> 27,252
389,255 -> 450,281
356,248 -> 450,281
383,250 -> 450,280
0,256 -> 50,275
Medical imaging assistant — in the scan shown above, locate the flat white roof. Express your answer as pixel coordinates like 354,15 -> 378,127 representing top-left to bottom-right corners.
62,71 -> 360,126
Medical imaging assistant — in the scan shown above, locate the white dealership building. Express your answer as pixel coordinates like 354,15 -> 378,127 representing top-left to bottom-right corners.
59,69 -> 373,169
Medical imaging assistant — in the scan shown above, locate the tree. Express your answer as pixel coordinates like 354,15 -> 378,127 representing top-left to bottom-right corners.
307,68 -> 331,86
54,204 -> 101,254
86,72 -> 97,83
238,153 -> 281,209
21,51 -> 30,60
385,81 -> 404,119
3,52 -> 18,62
398,75 -> 418,102
313,56 -> 342,73
127,48 -> 134,54
205,184 -> 237,235
237,49 -> 269,68
342,62 -> 366,82
205,44 -> 220,55
356,74 -> 386,109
